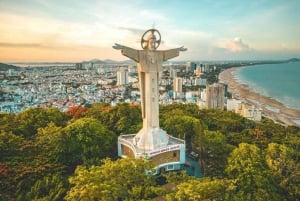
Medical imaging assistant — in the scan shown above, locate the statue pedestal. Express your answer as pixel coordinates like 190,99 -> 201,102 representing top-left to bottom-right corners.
133,127 -> 169,151
118,131 -> 186,174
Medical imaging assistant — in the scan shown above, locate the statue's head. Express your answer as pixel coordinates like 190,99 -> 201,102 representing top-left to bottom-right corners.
141,29 -> 161,50
147,33 -> 156,50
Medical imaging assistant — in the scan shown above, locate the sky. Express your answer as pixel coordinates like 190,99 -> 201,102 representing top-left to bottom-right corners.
0,0 -> 299,62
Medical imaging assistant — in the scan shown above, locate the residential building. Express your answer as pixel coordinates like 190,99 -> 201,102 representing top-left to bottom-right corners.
194,66 -> 202,76
206,83 -> 225,109
117,67 -> 128,86
170,68 -> 177,78
186,62 -> 196,73
227,98 -> 242,111
235,103 -> 262,121
173,77 -> 183,99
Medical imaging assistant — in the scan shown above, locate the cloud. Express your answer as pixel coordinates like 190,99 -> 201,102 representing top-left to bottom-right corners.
116,26 -> 145,36
217,37 -> 250,52
0,42 -> 41,48
139,9 -> 168,22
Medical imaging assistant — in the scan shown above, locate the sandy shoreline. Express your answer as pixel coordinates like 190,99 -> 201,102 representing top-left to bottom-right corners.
219,67 -> 300,127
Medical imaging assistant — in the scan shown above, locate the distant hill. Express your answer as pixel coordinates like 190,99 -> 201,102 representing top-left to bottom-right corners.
82,59 -> 135,64
0,63 -> 21,71
287,58 -> 300,62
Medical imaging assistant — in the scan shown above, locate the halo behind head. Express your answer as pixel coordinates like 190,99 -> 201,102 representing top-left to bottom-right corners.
141,29 -> 161,50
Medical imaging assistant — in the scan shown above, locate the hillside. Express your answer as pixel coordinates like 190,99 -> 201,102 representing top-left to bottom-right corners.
287,58 -> 300,62
0,63 -> 21,71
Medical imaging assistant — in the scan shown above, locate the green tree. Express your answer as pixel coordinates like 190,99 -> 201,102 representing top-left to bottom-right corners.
160,103 -> 200,119
197,109 -> 252,134
161,114 -> 202,150
85,103 -> 142,134
24,173 -> 69,201
0,130 -> 24,160
0,162 -> 15,201
266,143 -> 300,200
36,122 -> 64,164
163,170 -> 193,185
199,130 -> 234,177
165,178 -> 235,201
111,103 -> 142,134
55,118 -> 117,170
1,122 -> 66,201
226,143 -> 282,201
65,158 -> 159,201
0,113 -> 17,132
282,126 -> 300,162
207,74 -> 217,84
83,102 -> 110,120
14,107 -> 69,138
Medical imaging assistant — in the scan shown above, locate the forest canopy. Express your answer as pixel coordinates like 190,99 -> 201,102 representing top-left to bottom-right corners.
0,103 -> 299,200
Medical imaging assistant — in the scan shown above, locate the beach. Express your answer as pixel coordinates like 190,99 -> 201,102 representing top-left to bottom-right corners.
219,67 -> 300,127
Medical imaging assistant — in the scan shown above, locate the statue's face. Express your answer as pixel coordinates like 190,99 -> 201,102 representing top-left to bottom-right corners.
148,38 -> 156,50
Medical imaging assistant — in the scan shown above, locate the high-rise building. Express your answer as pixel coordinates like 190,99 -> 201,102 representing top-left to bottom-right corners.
169,68 -> 177,78
173,77 -> 183,92
206,83 -> 225,109
75,63 -> 83,70
128,65 -> 137,73
186,62 -> 196,73
117,67 -> 128,86
202,64 -> 210,73
194,66 -> 202,76
173,77 -> 183,99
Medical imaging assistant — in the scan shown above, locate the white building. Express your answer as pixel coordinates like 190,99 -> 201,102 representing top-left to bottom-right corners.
170,68 -> 177,78
235,103 -> 262,121
117,67 -> 128,86
194,77 -> 207,86
227,98 -> 242,111
128,65 -> 137,73
185,91 -> 199,103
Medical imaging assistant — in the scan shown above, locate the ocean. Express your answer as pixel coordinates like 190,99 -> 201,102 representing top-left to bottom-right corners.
235,62 -> 300,110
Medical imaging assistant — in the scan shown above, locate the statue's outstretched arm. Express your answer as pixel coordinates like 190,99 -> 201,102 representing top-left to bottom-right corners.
113,43 -> 139,62
163,46 -> 187,61
112,43 -> 124,50
179,46 -> 187,51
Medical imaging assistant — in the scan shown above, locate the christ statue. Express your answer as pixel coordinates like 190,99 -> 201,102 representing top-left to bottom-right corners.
113,29 -> 186,150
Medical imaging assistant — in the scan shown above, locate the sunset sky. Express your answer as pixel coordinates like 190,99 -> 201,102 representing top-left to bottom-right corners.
0,0 -> 299,62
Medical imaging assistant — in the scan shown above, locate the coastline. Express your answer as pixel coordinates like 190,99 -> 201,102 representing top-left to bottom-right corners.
219,67 -> 300,127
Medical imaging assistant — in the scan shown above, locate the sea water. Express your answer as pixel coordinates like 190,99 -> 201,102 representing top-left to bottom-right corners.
235,62 -> 300,110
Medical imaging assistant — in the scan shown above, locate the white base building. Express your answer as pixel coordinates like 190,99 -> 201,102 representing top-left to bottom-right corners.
118,131 -> 185,173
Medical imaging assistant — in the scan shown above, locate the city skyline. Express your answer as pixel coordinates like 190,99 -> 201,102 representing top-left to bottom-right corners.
0,0 -> 299,62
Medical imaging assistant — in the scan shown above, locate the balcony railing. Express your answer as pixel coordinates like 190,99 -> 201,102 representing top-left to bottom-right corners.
118,134 -> 185,158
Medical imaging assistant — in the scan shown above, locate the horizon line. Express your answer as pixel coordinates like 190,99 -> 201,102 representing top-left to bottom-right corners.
2,57 -> 299,64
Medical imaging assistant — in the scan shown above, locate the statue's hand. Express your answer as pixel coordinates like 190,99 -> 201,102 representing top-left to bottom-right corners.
113,43 -> 124,50
179,46 -> 187,51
